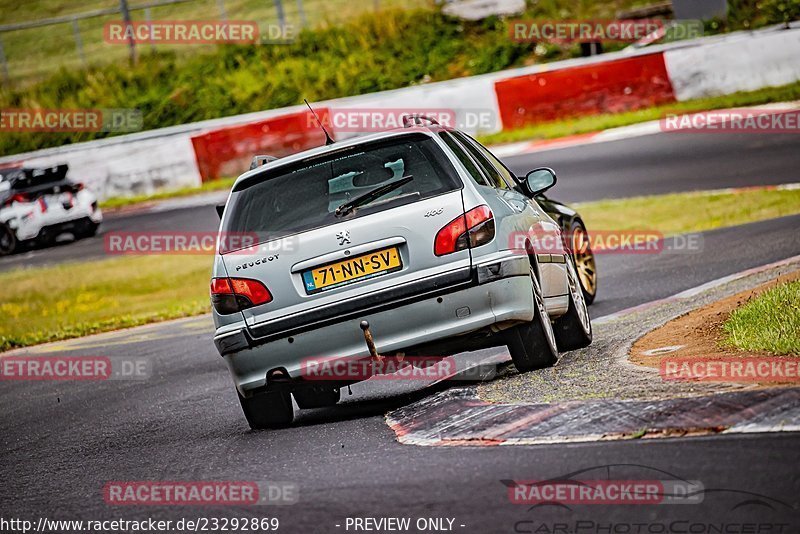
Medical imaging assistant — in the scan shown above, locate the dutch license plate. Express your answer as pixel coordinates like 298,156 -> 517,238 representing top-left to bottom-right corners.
302,247 -> 402,294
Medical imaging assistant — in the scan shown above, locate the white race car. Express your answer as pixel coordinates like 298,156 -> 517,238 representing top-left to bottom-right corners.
0,164 -> 103,256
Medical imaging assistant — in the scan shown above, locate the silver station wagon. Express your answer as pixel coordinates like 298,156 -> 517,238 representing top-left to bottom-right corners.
212,120 -> 592,429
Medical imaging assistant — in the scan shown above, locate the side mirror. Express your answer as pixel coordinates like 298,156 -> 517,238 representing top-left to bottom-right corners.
215,204 -> 225,219
523,168 -> 557,196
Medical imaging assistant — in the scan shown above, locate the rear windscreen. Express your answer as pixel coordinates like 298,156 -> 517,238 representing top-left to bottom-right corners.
221,134 -> 461,253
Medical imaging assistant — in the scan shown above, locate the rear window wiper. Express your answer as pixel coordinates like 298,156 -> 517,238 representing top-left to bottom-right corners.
334,175 -> 414,217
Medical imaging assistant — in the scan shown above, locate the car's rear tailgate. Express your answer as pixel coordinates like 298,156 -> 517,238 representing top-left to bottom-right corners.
221,191 -> 472,337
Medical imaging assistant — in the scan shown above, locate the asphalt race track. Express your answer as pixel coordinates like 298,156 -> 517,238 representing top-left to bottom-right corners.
2,128 -> 800,532
503,129 -> 800,202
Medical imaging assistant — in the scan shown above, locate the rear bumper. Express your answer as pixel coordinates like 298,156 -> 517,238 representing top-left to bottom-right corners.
35,216 -> 98,240
217,256 -> 536,394
13,205 -> 101,242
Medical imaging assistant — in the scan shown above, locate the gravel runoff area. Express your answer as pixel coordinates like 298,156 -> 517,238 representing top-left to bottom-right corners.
477,256 -> 800,404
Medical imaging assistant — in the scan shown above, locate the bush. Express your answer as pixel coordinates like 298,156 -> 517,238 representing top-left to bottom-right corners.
0,9 -> 535,155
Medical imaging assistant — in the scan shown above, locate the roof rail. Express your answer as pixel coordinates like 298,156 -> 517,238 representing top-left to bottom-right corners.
402,114 -> 440,128
249,155 -> 279,170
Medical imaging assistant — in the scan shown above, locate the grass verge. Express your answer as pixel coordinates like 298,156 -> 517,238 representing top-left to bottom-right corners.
478,81 -> 800,146
99,177 -> 236,210
2,186 -> 799,352
0,255 -> 211,351
575,187 -> 800,236
0,0 -> 430,86
722,279 -> 800,355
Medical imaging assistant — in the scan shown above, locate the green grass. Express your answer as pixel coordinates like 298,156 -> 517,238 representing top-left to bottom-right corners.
3,0 -> 793,86
576,188 -> 800,236
99,176 -> 236,210
0,255 -> 212,351
723,279 -> 800,355
2,186 -> 799,352
0,0 -> 646,89
0,8 -> 531,155
0,0 -> 431,85
478,81 -> 800,146
3,1 -> 796,157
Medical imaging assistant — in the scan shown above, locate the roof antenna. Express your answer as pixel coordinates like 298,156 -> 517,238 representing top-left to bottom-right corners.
304,99 -> 335,146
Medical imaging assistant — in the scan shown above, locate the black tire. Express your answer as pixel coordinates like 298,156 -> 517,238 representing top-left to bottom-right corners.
0,223 -> 17,256
506,267 -> 559,372
568,219 -> 597,305
35,227 -> 56,248
293,387 -> 340,409
81,221 -> 100,238
553,257 -> 593,351
237,389 -> 294,430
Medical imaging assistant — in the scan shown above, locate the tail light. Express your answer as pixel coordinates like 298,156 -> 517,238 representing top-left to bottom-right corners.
434,205 -> 495,256
4,192 -> 30,206
210,277 -> 272,315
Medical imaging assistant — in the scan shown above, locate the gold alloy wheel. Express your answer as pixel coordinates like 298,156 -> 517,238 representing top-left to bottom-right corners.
571,224 -> 597,302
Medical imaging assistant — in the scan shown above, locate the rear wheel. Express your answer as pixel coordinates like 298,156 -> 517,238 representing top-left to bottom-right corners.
553,256 -> 592,351
506,267 -> 559,372
80,221 -> 100,238
237,389 -> 294,430
569,220 -> 597,305
0,224 -> 17,256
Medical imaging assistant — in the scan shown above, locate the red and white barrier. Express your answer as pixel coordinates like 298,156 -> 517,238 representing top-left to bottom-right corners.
190,109 -> 329,181
494,52 -> 676,129
664,29 -> 800,100
1,134 -> 202,200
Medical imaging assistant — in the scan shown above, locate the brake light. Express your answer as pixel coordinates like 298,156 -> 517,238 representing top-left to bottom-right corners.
434,205 -> 495,256
210,277 -> 272,315
4,192 -> 30,206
